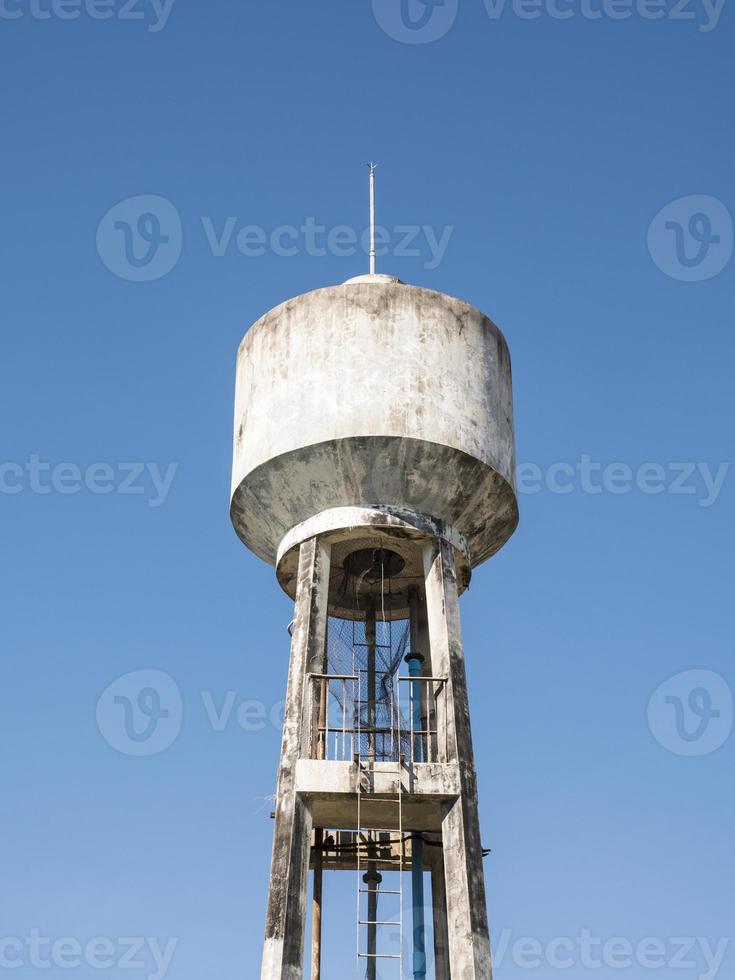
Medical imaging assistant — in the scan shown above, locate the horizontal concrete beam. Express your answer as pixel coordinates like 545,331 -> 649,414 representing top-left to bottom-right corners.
295,759 -> 460,797
309,830 -> 441,873
294,760 -> 460,832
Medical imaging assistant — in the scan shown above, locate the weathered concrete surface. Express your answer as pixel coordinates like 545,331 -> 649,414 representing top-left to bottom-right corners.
261,539 -> 330,980
429,848 -> 451,980
277,508 -> 472,616
306,796 -> 446,834
424,538 -> 493,980
296,759 -> 460,797
231,281 -> 518,568
296,759 -> 459,831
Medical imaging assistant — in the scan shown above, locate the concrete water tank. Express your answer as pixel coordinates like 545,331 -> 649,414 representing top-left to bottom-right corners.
230,273 -> 518,594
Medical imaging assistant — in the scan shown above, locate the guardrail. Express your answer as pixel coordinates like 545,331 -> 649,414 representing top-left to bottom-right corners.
308,672 -> 448,764
397,675 -> 447,764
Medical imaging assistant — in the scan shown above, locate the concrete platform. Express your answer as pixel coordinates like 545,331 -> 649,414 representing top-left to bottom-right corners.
295,759 -> 460,832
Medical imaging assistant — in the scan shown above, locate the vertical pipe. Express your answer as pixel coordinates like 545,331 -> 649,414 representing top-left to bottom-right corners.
407,587 -> 425,763
311,828 -> 323,980
405,653 -> 424,764
366,605 -> 376,764
407,647 -> 427,980
407,587 -> 426,978
368,162 -> 377,275
363,868 -> 382,980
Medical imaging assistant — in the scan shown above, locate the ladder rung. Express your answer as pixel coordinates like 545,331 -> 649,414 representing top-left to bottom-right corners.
355,752 -> 403,764
355,850 -> 403,857
360,769 -> 402,788
356,720 -> 404,961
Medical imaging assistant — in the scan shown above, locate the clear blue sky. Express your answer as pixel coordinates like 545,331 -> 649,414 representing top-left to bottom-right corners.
1,2 -> 733,978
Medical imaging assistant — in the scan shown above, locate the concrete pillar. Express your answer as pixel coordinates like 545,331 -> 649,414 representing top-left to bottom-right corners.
430,849 -> 451,980
423,538 -> 493,980
261,537 -> 331,980
415,587 -> 438,763
311,828 -> 323,980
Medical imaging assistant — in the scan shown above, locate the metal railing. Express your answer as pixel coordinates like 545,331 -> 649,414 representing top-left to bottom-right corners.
308,673 -> 358,761
308,672 -> 448,764
397,675 -> 447,764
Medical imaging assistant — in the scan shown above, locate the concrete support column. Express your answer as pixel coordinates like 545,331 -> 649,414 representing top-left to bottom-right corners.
430,849 -> 451,980
414,587 -> 439,763
261,537 -> 331,980
311,828 -> 323,980
423,538 -> 493,980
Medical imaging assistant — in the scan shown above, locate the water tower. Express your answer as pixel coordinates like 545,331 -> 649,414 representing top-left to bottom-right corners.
230,171 -> 518,979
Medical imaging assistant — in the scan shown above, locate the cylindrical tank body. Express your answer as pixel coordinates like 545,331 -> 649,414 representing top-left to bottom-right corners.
230,275 -> 518,570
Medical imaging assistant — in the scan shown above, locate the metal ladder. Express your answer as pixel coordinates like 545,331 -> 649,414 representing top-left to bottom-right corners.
355,750 -> 404,978
353,628 -> 404,978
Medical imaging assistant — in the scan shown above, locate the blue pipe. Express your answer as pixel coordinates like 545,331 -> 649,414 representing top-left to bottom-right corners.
406,653 -> 426,979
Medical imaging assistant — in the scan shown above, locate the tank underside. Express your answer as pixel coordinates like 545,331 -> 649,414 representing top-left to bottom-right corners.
230,434 -> 518,569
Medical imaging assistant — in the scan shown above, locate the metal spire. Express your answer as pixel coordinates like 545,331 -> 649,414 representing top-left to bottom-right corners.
368,161 -> 377,275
